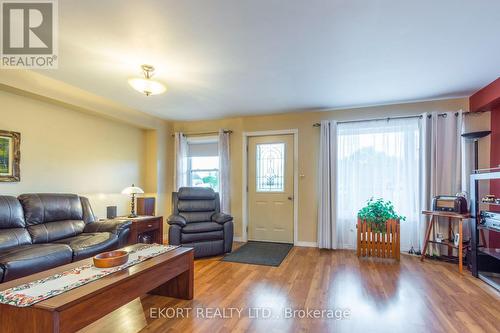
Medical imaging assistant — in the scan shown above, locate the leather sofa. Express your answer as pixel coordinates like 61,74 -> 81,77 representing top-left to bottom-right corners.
0,194 -> 131,283
168,187 -> 233,258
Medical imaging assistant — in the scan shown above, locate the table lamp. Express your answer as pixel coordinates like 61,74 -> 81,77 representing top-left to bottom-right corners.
122,184 -> 144,218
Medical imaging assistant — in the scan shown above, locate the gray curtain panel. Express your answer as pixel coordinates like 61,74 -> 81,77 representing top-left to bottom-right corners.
317,120 -> 338,249
218,129 -> 231,214
420,110 -> 465,254
174,132 -> 188,190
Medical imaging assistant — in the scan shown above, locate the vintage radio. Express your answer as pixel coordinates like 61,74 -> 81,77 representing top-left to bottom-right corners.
432,195 -> 468,214
479,211 -> 500,231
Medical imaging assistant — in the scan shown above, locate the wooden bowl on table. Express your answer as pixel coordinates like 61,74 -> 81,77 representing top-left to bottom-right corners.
93,250 -> 129,268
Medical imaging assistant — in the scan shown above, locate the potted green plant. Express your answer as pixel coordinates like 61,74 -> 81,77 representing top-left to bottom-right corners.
357,198 -> 405,259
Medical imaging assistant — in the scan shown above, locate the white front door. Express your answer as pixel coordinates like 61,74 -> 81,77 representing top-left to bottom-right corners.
247,135 -> 294,243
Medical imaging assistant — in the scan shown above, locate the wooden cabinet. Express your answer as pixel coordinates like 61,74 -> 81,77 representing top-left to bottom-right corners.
127,216 -> 164,245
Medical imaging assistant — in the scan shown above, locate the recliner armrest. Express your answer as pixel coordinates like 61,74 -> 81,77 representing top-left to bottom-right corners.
83,219 -> 131,235
212,213 -> 233,224
167,214 -> 187,227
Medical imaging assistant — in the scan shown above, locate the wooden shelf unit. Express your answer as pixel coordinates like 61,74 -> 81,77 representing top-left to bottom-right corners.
470,171 -> 500,292
421,210 -> 470,273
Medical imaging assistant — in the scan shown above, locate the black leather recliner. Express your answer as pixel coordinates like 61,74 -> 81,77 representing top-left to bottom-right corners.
0,193 -> 131,282
167,187 -> 233,258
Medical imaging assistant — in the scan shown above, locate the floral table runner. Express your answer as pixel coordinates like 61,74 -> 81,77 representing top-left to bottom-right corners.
0,244 -> 178,307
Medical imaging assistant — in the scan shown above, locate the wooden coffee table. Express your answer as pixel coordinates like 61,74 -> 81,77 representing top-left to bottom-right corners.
0,244 -> 193,333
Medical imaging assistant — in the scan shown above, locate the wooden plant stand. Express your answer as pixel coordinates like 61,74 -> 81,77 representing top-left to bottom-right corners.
357,218 -> 400,260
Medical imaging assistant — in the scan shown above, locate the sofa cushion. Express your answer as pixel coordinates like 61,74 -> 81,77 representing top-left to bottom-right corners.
0,196 -> 32,252
182,222 -> 223,233
0,244 -> 73,282
181,230 -> 223,243
178,199 -> 216,212
28,220 -> 86,244
54,232 -> 118,261
178,187 -> 216,200
0,196 -> 25,228
179,212 -> 215,223
0,228 -> 32,252
19,193 -> 84,225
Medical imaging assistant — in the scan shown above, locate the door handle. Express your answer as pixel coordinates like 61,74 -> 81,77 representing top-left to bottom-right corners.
287,196 -> 293,200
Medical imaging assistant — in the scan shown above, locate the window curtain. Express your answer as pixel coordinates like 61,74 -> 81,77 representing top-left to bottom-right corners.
218,130 -> 231,213
337,118 -> 420,251
420,111 -> 464,254
174,132 -> 188,191
317,120 -> 338,249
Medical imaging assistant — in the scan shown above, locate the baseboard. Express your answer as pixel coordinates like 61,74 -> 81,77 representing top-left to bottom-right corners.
233,238 -> 318,247
294,241 -> 318,248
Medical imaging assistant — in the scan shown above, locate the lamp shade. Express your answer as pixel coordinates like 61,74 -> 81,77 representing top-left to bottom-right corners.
461,130 -> 491,140
128,78 -> 166,96
121,185 -> 144,195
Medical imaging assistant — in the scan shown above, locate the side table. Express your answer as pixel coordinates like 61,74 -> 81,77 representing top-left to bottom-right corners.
113,216 -> 164,245
421,210 -> 470,273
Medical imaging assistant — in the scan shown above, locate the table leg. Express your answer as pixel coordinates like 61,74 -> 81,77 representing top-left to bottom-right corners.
149,251 -> 194,300
421,216 -> 434,261
459,220 -> 463,274
448,217 -> 453,257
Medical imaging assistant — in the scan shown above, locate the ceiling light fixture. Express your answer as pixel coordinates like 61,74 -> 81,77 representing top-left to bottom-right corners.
128,64 -> 166,96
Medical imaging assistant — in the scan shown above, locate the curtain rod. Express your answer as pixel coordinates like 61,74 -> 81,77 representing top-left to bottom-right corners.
312,110 -> 488,127
171,129 -> 233,137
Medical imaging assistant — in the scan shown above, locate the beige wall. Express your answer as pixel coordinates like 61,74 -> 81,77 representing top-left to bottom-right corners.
0,89 -> 147,219
171,98 -> 482,244
0,88 -> 487,246
144,122 -> 174,241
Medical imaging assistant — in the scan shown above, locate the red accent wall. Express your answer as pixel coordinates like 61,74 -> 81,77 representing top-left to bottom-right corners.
491,106 -> 500,172
470,77 -> 500,113
470,78 -> 500,248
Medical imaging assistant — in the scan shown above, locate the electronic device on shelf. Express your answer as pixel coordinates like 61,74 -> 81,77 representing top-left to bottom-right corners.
481,194 -> 496,203
479,211 -> 500,232
432,195 -> 468,213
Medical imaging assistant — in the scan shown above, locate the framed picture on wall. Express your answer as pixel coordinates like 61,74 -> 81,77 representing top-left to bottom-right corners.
0,130 -> 21,182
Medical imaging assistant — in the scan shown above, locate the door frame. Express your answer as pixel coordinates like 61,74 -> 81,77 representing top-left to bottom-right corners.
242,129 -> 299,244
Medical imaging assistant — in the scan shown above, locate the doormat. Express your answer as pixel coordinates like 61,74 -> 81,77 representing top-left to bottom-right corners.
222,241 -> 293,267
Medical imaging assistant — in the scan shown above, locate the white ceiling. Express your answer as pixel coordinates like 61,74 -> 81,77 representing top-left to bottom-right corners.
37,0 -> 500,121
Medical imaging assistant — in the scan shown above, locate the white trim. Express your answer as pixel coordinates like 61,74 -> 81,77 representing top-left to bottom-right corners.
295,241 -> 318,248
232,239 -> 317,247
242,129 -> 299,245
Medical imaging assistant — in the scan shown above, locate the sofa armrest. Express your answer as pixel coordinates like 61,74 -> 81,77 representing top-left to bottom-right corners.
80,196 -> 97,224
212,213 -> 233,224
168,224 -> 182,245
167,214 -> 187,227
83,219 -> 131,235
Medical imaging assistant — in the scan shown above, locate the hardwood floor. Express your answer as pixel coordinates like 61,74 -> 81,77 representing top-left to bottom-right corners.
79,244 -> 499,333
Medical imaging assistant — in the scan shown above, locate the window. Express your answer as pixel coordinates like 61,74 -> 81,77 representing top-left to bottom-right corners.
187,139 -> 219,191
336,118 -> 420,251
256,143 -> 285,192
